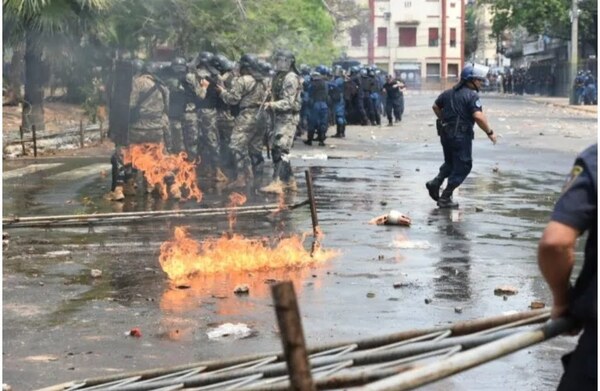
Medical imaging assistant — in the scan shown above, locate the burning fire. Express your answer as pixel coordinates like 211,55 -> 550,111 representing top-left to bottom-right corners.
122,142 -> 202,202
159,227 -> 338,286
227,192 -> 247,231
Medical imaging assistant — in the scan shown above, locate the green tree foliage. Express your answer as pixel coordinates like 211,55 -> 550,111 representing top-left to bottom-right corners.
464,5 -> 479,61
484,0 -> 597,54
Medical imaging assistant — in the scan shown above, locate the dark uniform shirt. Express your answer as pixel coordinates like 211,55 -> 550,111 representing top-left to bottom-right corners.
550,143 -> 597,322
434,85 -> 482,131
383,80 -> 402,100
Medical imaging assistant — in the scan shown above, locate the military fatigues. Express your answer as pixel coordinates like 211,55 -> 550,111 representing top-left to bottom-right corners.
110,73 -> 170,191
430,86 -> 481,201
216,71 -> 237,170
220,74 -> 268,180
163,73 -> 186,153
181,70 -> 205,161
196,67 -> 221,175
269,71 -> 302,183
552,144 -> 597,391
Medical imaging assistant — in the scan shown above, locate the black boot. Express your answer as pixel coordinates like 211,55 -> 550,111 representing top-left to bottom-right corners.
341,124 -> 346,138
437,190 -> 459,209
332,124 -> 342,138
303,139 -> 312,146
425,179 -> 442,201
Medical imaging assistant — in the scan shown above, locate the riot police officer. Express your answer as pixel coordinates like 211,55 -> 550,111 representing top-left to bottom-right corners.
305,65 -> 329,146
426,63 -> 497,208
330,65 -> 347,138
538,144 -> 597,391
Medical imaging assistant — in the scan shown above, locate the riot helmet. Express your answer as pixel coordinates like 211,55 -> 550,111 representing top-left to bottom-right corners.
315,65 -> 328,76
131,59 -> 144,76
239,53 -> 259,74
349,66 -> 360,76
170,57 -> 187,75
142,61 -> 161,76
272,49 -> 297,73
212,53 -> 233,74
195,51 -> 219,75
299,64 -> 311,76
460,63 -> 489,82
257,60 -> 273,76
333,65 -> 344,77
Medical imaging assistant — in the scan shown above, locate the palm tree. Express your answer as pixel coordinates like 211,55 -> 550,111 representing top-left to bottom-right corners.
3,0 -> 112,131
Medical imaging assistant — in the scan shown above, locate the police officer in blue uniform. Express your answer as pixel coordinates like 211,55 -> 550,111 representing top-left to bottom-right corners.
426,63 -> 497,208
305,65 -> 330,146
538,143 -> 597,391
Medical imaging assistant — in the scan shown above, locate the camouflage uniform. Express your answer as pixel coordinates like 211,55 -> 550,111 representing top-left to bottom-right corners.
163,74 -> 186,153
220,74 -> 268,180
182,70 -> 206,161
129,73 -> 169,145
268,71 -> 302,184
217,71 -> 237,170
196,66 -> 221,175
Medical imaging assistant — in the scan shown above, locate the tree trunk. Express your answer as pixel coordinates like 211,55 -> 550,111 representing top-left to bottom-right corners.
4,44 -> 25,106
23,30 -> 45,132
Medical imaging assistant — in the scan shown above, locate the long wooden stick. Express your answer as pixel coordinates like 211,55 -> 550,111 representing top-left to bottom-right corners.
304,170 -> 319,238
271,281 -> 315,391
4,200 -> 309,225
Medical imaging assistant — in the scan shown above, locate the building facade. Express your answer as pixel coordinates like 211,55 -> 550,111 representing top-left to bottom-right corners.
342,0 -> 464,88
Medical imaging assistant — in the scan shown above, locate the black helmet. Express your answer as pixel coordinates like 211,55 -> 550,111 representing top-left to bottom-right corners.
196,51 -> 214,66
272,49 -> 297,73
131,59 -> 144,75
142,61 -> 161,76
349,65 -> 360,76
239,53 -> 259,72
257,60 -> 273,75
170,57 -> 187,74
211,53 -> 233,74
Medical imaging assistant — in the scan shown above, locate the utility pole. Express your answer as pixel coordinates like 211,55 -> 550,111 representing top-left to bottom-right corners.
368,0 -> 375,65
568,0 -> 579,104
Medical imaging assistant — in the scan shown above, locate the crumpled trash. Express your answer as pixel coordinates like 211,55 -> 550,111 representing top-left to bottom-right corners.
127,328 -> 142,338
391,235 -> 431,249
207,323 -> 253,340
369,210 -> 411,226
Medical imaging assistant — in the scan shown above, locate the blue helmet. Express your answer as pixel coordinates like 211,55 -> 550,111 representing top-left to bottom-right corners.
460,63 -> 489,82
315,65 -> 328,75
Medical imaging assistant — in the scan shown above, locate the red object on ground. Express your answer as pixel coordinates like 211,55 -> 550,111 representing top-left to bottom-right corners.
129,328 -> 142,337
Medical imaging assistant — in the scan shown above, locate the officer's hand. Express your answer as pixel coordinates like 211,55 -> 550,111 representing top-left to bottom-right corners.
488,132 -> 497,145
200,78 -> 210,89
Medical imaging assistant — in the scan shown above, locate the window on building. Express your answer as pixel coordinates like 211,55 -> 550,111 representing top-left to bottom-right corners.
450,28 -> 456,47
377,27 -> 388,47
405,1 -> 412,7
428,28 -> 439,47
447,63 -> 459,80
398,27 -> 416,47
350,26 -> 362,47
426,63 -> 441,80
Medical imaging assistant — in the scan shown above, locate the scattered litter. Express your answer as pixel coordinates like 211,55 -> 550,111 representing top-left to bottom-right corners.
366,292 -> 376,298
454,307 -> 463,314
378,254 -> 385,260
3,383 -> 13,391
539,132 -> 544,136
475,206 -> 484,212
415,168 -> 420,172
90,269 -> 102,278
492,166 -> 499,173
530,301 -> 545,309
424,298 -> 432,304
207,323 -> 253,340
24,355 -> 59,362
380,200 -> 388,206
370,210 -> 411,226
300,154 -> 328,160
234,284 -> 250,295
494,286 -> 518,296
127,328 -> 142,338
391,235 -> 431,249
45,250 -> 71,257
176,284 -> 191,289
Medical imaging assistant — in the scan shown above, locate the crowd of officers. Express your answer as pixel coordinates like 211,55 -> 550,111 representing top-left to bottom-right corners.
107,51 -> 407,201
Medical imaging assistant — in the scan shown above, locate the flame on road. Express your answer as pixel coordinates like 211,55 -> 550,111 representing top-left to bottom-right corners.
122,142 -> 202,202
159,227 -> 338,286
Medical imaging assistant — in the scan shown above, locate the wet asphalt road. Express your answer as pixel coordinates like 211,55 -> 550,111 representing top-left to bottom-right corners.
2,92 -> 597,390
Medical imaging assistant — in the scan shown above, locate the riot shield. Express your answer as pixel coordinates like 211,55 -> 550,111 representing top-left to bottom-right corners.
108,60 -> 133,146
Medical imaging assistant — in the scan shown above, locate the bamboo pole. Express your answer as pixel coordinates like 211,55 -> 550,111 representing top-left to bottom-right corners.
304,170 -> 319,238
79,119 -> 85,148
3,200 -> 309,227
32,124 -> 38,157
271,281 -> 315,391
362,317 -> 576,391
19,125 -> 26,156
34,310 -> 550,391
